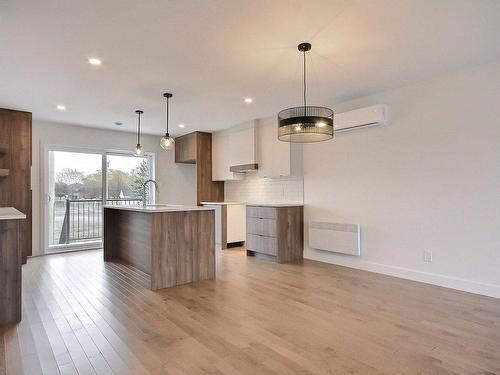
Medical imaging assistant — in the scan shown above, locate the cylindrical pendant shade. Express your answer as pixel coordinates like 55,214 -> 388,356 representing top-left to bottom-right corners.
278,106 -> 334,142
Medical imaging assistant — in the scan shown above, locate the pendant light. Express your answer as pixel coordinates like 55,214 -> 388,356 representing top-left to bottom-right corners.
160,93 -> 175,151
134,110 -> 145,156
278,42 -> 334,143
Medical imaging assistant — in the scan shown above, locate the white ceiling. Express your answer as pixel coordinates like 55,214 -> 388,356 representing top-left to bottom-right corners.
1,0 -> 499,136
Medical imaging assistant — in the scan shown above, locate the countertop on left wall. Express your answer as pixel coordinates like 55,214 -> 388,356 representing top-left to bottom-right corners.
0,207 -> 26,220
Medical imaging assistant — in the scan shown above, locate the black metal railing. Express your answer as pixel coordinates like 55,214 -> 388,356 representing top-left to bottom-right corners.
57,198 -> 142,244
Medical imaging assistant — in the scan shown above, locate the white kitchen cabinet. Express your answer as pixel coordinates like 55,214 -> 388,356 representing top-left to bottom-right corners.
212,131 -> 232,181
227,204 -> 246,243
212,121 -> 256,181
255,117 -> 302,178
212,117 -> 302,180
200,202 -> 246,248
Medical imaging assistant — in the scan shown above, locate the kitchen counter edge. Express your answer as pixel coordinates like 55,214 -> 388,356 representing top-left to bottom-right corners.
103,205 -> 215,213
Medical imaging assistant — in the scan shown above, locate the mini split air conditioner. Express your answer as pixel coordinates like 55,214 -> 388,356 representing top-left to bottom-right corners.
334,104 -> 388,133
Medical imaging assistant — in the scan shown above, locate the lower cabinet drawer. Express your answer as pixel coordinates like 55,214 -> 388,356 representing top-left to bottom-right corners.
246,206 -> 277,219
246,233 -> 277,256
247,217 -> 277,237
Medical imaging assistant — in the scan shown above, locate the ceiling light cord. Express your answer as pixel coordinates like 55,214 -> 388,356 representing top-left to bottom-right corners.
166,96 -> 169,134
137,111 -> 141,145
303,50 -> 307,115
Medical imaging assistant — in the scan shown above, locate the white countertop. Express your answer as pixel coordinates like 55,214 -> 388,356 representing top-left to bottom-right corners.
246,202 -> 304,207
0,207 -> 26,220
104,204 -> 215,213
200,201 -> 246,206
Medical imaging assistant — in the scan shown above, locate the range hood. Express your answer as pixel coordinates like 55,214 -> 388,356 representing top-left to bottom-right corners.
229,163 -> 258,173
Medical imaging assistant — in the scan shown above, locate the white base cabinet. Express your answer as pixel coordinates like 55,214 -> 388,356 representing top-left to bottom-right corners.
201,202 -> 246,249
227,204 -> 246,243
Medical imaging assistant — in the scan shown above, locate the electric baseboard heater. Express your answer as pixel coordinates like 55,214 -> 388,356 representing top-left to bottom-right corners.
309,222 -> 360,256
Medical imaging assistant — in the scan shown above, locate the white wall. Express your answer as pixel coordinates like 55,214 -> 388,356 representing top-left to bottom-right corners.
32,120 -> 196,256
303,62 -> 500,298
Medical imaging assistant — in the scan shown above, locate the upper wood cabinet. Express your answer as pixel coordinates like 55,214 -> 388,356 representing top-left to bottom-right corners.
175,132 -> 197,164
0,108 -> 32,263
174,131 -> 224,204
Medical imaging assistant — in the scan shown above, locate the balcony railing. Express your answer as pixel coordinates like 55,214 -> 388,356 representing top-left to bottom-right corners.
56,198 -> 142,244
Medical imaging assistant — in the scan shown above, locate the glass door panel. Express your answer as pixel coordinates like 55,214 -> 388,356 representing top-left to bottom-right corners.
47,150 -> 103,251
105,153 -> 154,206
45,149 -> 155,253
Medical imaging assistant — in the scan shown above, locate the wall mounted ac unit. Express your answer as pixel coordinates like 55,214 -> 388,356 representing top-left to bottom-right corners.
334,104 -> 388,133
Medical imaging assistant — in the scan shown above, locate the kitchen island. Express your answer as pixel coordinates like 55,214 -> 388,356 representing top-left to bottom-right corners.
103,205 -> 215,290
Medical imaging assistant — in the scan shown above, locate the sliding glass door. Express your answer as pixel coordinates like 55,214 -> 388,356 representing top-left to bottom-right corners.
105,153 -> 153,206
45,147 -> 154,253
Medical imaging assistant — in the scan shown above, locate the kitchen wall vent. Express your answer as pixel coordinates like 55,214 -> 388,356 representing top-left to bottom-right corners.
309,221 -> 360,256
229,163 -> 258,173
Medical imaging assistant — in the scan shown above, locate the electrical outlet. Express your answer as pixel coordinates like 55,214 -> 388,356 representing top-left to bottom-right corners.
423,250 -> 433,263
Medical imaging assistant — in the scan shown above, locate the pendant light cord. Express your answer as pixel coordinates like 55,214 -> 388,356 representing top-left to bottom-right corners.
166,97 -> 169,134
137,112 -> 141,145
303,50 -> 307,114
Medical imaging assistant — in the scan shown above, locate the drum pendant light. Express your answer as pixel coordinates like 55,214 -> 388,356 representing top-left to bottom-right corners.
134,110 -> 145,156
278,42 -> 334,143
160,93 -> 175,151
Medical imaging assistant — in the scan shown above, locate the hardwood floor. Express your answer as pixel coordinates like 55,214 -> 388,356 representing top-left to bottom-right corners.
1,248 -> 499,375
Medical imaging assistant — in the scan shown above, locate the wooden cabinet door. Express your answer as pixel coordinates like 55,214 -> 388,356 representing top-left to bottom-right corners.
175,133 -> 197,163
0,109 -> 32,262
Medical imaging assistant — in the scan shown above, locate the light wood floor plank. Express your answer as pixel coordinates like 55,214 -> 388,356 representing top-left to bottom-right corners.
41,259 -> 155,375
0,326 -> 6,375
2,324 -> 24,375
29,262 -> 99,375
36,262 -> 140,375
1,248 -> 499,374
63,255 -> 227,375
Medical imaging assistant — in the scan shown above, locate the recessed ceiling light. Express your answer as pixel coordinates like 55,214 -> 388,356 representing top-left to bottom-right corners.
178,124 -> 185,128
114,121 -> 123,126
56,104 -> 66,111
88,57 -> 102,66
244,97 -> 253,104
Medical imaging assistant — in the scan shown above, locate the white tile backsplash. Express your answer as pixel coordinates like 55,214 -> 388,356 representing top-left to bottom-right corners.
224,176 -> 303,203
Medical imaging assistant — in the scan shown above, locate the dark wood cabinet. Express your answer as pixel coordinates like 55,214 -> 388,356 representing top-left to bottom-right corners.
0,218 -> 22,325
175,131 -> 224,205
175,133 -> 197,163
246,204 -> 303,263
0,108 -> 32,263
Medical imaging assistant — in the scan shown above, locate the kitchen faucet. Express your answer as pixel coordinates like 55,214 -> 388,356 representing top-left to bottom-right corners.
142,179 -> 159,207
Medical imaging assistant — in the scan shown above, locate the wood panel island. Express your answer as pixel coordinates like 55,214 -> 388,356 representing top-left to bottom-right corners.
104,205 -> 215,290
